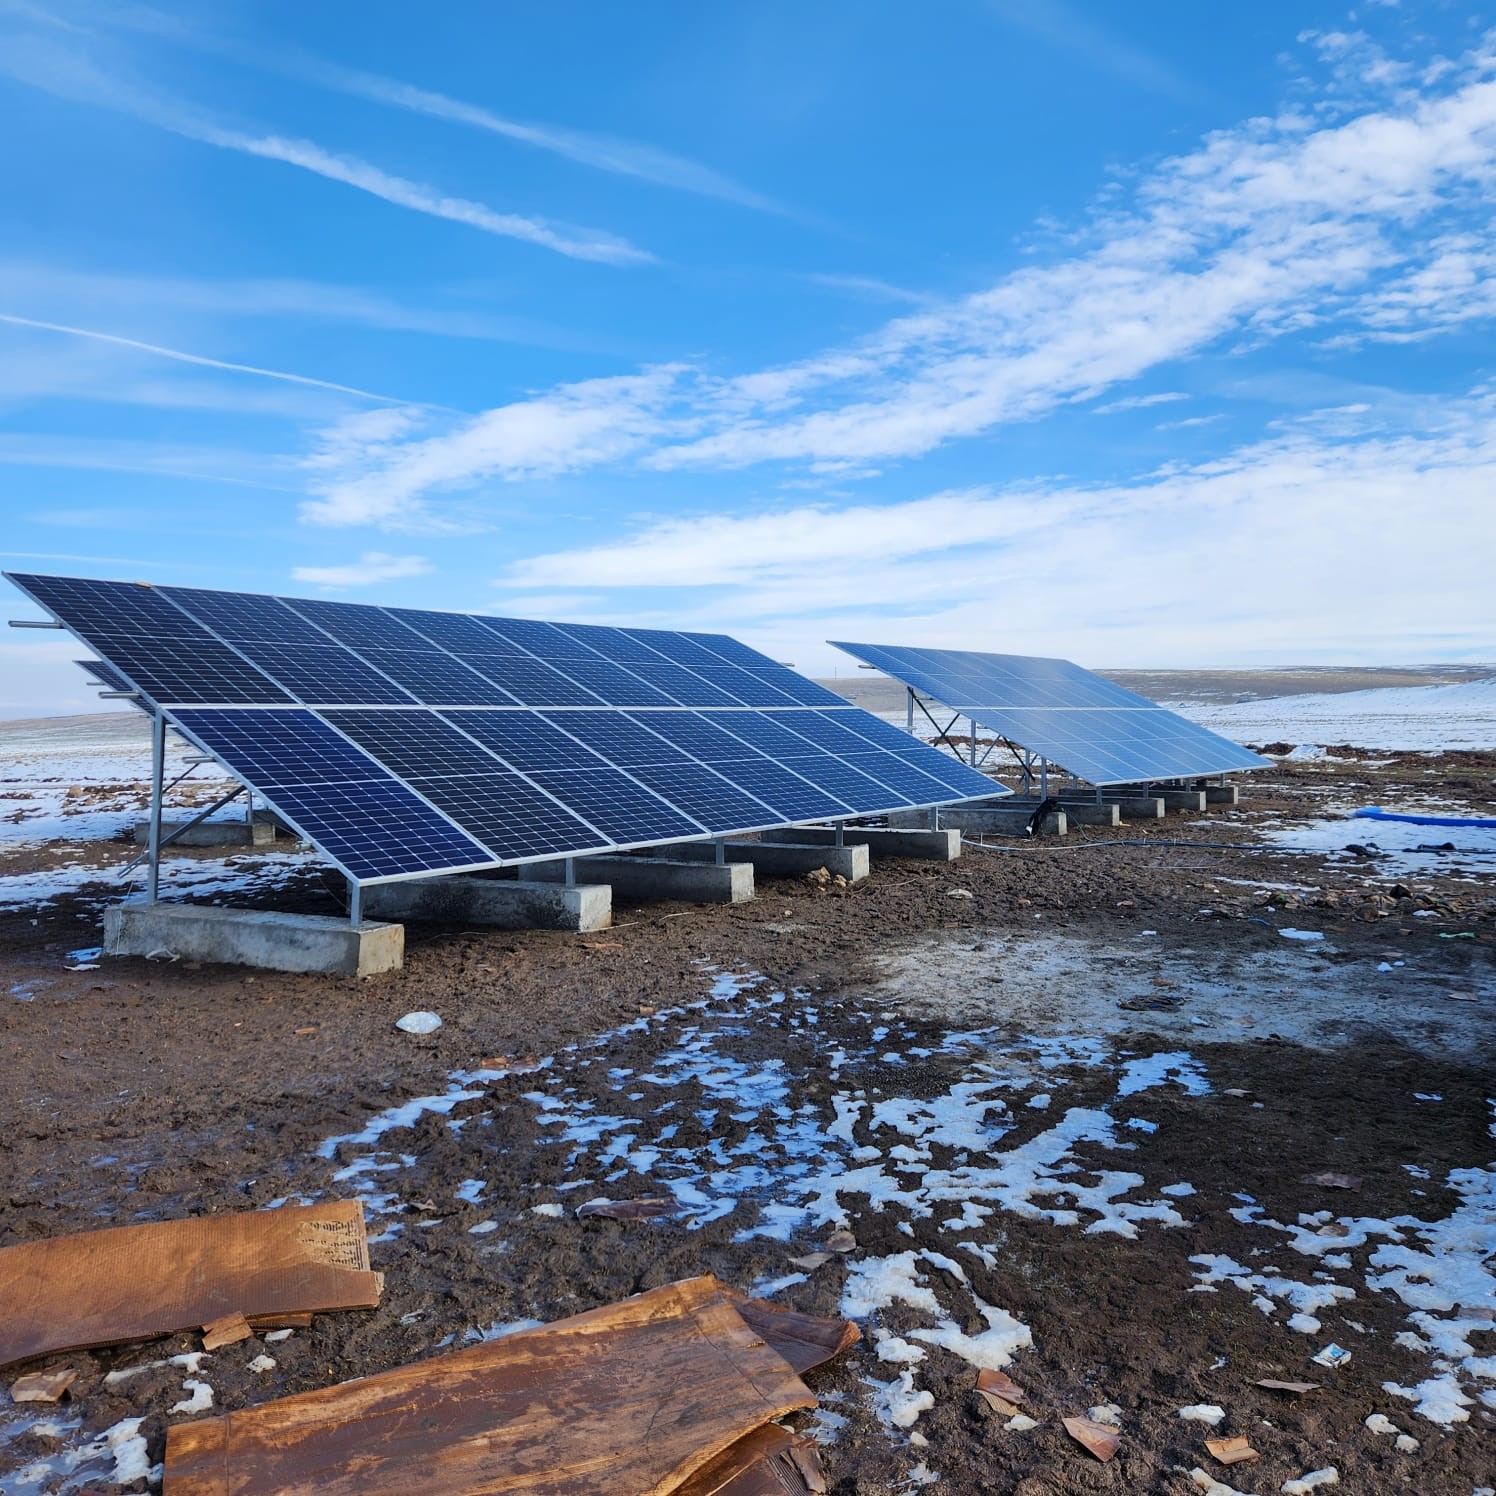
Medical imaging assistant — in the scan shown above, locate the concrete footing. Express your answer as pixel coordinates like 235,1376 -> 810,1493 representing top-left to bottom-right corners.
1152,789 -> 1208,811
1098,794 -> 1167,819
889,805 -> 1067,838
131,817 -> 276,847
532,856 -> 753,904
653,839 -> 871,882
1202,784 -> 1240,805
104,902 -> 403,976
772,826 -> 962,861
1007,797 -> 1120,827
363,875 -> 611,931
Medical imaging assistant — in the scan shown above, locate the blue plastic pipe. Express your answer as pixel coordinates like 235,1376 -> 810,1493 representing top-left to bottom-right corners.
1352,806 -> 1496,829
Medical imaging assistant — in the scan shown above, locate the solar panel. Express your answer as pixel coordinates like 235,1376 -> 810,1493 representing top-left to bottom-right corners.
830,641 -> 1271,786
7,573 -> 1004,885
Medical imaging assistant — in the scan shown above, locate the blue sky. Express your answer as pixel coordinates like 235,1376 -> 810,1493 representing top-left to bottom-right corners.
2,0 -> 1494,716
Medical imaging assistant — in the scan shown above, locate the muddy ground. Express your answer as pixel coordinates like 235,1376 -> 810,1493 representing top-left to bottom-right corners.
1,747 -> 1494,1494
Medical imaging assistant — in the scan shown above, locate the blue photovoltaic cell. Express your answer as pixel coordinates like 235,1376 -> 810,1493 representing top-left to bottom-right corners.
76,658 -> 131,692
443,710 -> 611,774
626,761 -> 778,827
170,708 -> 492,880
240,643 -> 420,706
357,649 -> 519,706
279,596 -> 434,650
8,572 -> 1006,883
548,711 -> 691,766
528,767 -> 704,844
165,588 -> 329,646
831,640 -> 1271,785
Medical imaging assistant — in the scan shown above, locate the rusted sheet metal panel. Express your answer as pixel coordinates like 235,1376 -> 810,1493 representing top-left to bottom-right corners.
165,1277 -> 851,1496
674,1425 -> 827,1496
0,1200 -> 382,1371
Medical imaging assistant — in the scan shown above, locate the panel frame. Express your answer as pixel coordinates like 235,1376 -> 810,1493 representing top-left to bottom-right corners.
6,573 -> 1005,886
830,640 -> 1272,786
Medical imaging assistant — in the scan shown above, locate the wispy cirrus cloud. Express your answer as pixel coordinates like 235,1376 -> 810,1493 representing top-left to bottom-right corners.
986,0 -> 1202,103
0,29 -> 651,265
1095,391 -> 1189,414
291,551 -> 433,587
301,30 -> 1496,525
21,0 -> 785,215
0,261 -> 602,350
0,312 -> 425,404
292,61 -> 787,216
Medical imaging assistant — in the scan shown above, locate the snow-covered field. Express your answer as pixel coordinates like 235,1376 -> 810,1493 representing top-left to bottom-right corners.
1179,678 -> 1496,754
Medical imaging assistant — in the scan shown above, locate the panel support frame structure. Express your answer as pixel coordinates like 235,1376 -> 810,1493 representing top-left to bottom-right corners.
838,640 -> 1270,789
6,575 -> 1007,922
146,710 -> 165,905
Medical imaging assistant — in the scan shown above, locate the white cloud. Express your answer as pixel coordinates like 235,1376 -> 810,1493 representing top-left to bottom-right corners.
291,551 -> 434,587
0,30 -> 650,265
297,31 -> 1496,520
0,312 -> 420,403
1095,391 -> 1189,413
295,62 -> 786,216
0,261 -> 597,347
1156,413 -> 1224,430
301,370 -> 688,529
494,393 -> 1496,667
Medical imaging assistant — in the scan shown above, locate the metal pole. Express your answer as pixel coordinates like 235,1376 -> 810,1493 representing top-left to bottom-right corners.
146,711 -> 165,904
905,687 -> 914,732
1040,758 -> 1049,798
969,717 -> 977,766
713,837 -> 726,865
349,881 -> 362,926
834,822 -> 845,848
563,857 -> 576,887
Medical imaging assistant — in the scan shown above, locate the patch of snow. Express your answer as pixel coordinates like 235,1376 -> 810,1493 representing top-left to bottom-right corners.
1178,1404 -> 1226,1424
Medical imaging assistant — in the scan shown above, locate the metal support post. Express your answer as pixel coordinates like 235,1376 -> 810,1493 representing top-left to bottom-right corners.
969,717 -> 978,766
834,822 -> 845,848
906,687 -> 914,732
563,857 -> 576,887
713,837 -> 726,865
1040,757 -> 1049,798
146,710 -> 165,904
928,805 -> 940,830
349,881 -> 362,926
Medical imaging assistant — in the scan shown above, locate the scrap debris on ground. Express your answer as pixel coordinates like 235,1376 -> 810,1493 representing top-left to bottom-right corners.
0,715 -> 1493,1493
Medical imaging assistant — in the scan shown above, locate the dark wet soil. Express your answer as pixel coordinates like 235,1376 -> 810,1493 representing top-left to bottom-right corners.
1,751 -> 1493,1494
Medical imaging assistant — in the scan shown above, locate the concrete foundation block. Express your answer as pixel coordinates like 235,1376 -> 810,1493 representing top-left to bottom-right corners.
652,839 -> 871,882
1203,784 -> 1240,805
1099,795 -> 1166,819
104,902 -> 403,976
890,806 -> 1066,838
1155,789 -> 1208,812
772,826 -> 962,861
531,856 -> 753,904
1020,798 -> 1121,827
363,875 -> 611,931
131,818 -> 276,847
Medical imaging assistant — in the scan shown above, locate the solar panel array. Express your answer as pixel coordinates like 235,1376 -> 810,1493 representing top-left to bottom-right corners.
9,574 -> 1002,883
830,641 -> 1270,786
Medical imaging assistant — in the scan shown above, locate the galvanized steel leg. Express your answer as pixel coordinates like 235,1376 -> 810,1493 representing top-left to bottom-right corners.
146,711 -> 165,904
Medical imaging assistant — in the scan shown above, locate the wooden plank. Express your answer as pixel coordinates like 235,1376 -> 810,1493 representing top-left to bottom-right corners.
0,1201 -> 382,1372
165,1277 -> 849,1496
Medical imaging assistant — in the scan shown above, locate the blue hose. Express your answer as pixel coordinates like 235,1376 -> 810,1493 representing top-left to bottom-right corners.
1352,806 -> 1496,829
